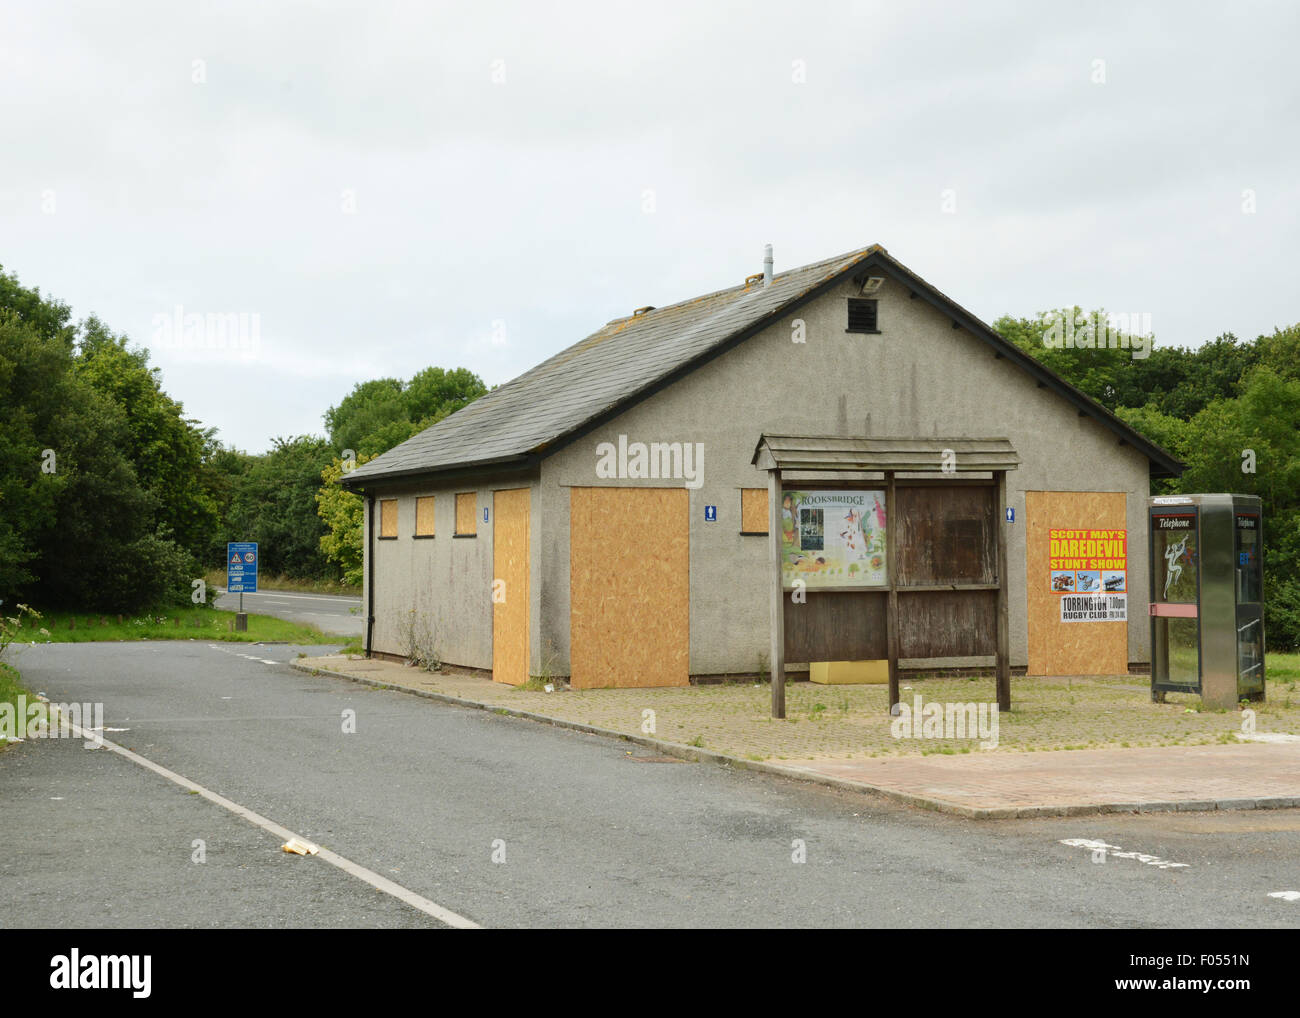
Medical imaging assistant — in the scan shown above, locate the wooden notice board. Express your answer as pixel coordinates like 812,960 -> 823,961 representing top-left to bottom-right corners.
492,488 -> 530,685
569,487 -> 689,688
1026,490 -> 1128,676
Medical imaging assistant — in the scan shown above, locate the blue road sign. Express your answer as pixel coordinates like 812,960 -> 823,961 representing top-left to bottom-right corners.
704,505 -> 717,522
227,542 -> 259,593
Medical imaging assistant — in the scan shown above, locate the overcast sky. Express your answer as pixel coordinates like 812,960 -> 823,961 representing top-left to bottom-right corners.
3,1 -> 1297,453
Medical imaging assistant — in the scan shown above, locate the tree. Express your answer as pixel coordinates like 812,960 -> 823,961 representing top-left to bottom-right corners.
0,307 -> 70,593
993,311 -> 1257,417
323,378 -> 406,458
1172,368 -> 1300,649
403,366 -> 488,423
225,436 -> 336,579
312,366 -> 488,585
324,368 -> 487,458
316,454 -> 375,586
1000,306 -> 1300,650
197,442 -> 255,566
74,317 -> 219,559
0,268 -> 201,611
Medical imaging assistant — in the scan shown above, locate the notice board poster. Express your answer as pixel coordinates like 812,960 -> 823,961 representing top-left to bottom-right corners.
1049,528 -> 1127,622
780,490 -> 886,588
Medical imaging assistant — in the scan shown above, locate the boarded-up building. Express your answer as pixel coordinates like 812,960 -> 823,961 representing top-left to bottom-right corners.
341,244 -> 1183,687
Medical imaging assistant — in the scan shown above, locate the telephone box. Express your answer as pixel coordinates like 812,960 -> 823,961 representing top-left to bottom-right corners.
1149,494 -> 1264,708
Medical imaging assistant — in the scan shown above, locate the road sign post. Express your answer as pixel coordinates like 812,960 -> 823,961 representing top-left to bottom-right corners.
227,542 -> 258,633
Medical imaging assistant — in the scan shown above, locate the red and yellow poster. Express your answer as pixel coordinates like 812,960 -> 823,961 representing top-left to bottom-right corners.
1049,528 -> 1127,621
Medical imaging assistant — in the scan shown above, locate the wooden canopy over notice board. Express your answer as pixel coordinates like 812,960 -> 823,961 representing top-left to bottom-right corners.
752,435 -> 1021,718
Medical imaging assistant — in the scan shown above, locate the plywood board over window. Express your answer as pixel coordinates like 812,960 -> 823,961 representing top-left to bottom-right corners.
1026,490 -> 1128,676
455,492 -> 477,535
569,487 -> 689,688
415,496 -> 435,537
379,499 -> 398,539
492,488 -> 530,685
740,488 -> 768,534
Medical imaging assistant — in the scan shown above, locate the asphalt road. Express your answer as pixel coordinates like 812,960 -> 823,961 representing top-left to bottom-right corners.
2,641 -> 1298,928
213,589 -> 362,637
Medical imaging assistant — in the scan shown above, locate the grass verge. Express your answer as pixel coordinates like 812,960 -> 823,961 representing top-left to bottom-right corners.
203,568 -> 361,597
0,661 -> 33,752
1269,651 -> 1300,684
18,606 -> 338,645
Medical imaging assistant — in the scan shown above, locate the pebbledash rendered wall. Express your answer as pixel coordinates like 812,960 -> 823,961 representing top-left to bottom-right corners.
536,273 -> 1153,677
364,471 -> 541,669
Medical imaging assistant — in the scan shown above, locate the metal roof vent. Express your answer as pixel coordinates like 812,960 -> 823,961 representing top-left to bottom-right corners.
763,244 -> 773,287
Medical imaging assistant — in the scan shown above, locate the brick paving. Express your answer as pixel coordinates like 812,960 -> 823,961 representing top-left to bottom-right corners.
782,743 -> 1300,814
295,654 -> 1300,816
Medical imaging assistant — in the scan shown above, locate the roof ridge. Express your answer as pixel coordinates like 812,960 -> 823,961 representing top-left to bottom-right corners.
413,245 -> 877,422
341,242 -> 1181,487
344,244 -> 880,482
603,245 -> 877,324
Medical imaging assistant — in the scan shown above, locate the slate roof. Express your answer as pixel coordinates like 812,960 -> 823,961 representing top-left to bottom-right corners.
343,246 -> 878,485
343,245 -> 1183,486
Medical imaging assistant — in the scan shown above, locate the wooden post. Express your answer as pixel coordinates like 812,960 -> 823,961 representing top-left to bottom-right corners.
995,470 -> 1011,712
886,471 -> 900,714
768,469 -> 786,719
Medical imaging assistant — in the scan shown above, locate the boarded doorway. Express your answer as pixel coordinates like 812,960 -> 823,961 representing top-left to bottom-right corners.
1026,490 -> 1128,676
569,487 -> 690,688
492,488 -> 530,685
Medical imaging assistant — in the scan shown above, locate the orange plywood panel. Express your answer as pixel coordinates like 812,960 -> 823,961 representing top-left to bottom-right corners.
415,496 -> 435,536
741,488 -> 768,534
1026,491 -> 1128,676
492,488 -> 530,685
455,492 -> 477,535
569,487 -> 690,688
379,499 -> 398,538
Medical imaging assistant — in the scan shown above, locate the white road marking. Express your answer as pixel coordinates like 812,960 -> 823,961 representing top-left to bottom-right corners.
1269,891 -> 1300,901
1060,838 -> 1188,869
218,590 -> 360,605
57,713 -> 480,929
86,714 -> 407,723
